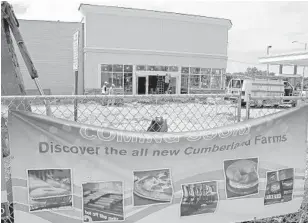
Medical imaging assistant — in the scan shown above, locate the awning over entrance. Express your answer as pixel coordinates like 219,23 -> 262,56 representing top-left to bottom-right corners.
258,51 -> 308,66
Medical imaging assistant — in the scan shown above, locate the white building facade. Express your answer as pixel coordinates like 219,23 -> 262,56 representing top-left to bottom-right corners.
79,4 -> 232,95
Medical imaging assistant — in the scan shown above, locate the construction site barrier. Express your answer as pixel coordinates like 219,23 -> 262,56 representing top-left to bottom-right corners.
1,94 -> 308,223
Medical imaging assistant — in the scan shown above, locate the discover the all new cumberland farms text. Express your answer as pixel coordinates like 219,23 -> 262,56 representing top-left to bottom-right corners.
38,134 -> 287,157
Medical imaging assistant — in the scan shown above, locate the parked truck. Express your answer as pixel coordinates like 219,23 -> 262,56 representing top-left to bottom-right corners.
226,77 -> 296,107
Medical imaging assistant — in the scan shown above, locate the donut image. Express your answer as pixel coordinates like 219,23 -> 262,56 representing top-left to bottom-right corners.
225,159 -> 259,197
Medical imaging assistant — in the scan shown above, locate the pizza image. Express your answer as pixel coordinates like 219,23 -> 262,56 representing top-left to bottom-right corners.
134,170 -> 173,202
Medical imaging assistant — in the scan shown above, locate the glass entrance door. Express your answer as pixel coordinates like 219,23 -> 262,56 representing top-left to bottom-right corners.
137,76 -> 146,95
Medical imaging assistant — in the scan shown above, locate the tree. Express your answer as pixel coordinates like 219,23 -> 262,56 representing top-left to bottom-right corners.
225,67 -> 275,87
245,67 -> 275,76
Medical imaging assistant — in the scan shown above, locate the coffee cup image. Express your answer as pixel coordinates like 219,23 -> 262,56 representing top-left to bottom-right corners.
225,159 -> 259,198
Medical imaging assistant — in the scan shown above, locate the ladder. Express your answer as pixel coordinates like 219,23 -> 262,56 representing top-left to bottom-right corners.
156,76 -> 165,94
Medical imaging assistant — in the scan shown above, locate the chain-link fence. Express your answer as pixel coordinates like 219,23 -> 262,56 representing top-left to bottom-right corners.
1,94 -> 308,223
1,94 -> 242,132
245,95 -> 308,120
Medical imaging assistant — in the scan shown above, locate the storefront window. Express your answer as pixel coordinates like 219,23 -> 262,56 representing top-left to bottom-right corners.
201,75 -> 211,88
136,65 -> 146,71
161,66 -> 168,71
101,64 -> 112,72
124,65 -> 133,72
113,64 -> 123,72
181,67 -> 189,74
154,66 -> 163,71
107,73 -> 113,86
211,75 -> 221,89
212,68 -> 221,75
168,66 -> 179,72
180,66 -> 226,91
124,73 -> 133,94
201,68 -> 211,74
190,67 -> 200,74
181,74 -> 189,94
190,75 -> 200,88
101,64 -> 133,92
113,73 -> 123,88
101,72 -> 112,86
147,65 -> 155,71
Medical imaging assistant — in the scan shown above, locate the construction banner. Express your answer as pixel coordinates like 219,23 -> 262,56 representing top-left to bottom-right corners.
8,105 -> 308,223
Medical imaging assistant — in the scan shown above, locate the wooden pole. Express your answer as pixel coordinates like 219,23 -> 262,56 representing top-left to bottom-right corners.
1,17 -> 31,111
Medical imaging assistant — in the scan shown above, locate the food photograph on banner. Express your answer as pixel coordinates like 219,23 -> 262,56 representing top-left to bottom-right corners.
133,169 -> 173,206
82,181 -> 124,222
180,181 -> 219,217
223,158 -> 259,199
27,168 -> 73,212
1,202 -> 9,220
264,168 -> 294,206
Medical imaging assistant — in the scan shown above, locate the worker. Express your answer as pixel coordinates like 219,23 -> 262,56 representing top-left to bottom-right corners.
164,74 -> 170,94
101,82 -> 108,95
284,82 -> 292,96
108,84 -> 115,106
147,116 -> 168,132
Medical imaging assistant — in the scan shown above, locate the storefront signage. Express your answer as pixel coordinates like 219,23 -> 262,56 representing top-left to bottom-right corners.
73,30 -> 79,71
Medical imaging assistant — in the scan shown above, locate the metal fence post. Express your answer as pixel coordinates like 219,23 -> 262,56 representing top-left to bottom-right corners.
246,94 -> 251,120
73,70 -> 78,122
237,92 -> 242,122
299,211 -> 306,223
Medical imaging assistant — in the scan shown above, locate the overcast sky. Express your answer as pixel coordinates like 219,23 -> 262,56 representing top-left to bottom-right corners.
8,0 -> 308,73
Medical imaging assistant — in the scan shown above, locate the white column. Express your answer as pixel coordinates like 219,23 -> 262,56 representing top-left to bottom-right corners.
132,65 -> 137,95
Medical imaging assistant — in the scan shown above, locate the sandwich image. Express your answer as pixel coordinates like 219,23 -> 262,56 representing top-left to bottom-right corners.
282,179 -> 293,189
225,159 -> 259,197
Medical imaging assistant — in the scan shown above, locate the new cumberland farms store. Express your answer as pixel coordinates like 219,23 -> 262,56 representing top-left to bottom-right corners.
77,4 -> 232,95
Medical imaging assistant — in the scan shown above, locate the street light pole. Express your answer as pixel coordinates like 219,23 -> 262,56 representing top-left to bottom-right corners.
266,45 -> 272,76
292,40 -> 307,51
292,41 -> 307,96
